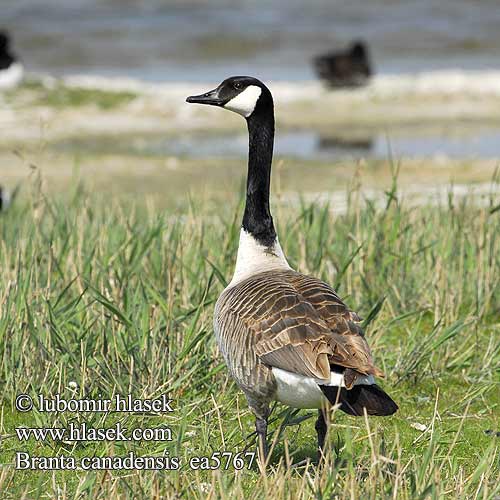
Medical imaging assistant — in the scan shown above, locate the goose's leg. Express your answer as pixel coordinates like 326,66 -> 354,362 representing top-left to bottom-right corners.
315,409 -> 327,461
247,396 -> 270,466
289,410 -> 328,469
255,416 -> 269,463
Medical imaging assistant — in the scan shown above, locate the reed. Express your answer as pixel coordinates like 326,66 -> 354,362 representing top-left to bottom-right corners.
0,171 -> 498,499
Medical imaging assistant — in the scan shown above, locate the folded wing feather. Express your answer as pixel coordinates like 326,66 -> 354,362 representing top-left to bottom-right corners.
221,270 -> 383,381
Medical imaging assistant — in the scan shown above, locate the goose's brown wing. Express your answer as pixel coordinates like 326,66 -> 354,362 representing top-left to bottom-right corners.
287,272 -> 364,327
217,269 -> 382,381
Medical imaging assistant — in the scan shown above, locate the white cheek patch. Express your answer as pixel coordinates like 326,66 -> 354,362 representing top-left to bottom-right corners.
224,85 -> 262,117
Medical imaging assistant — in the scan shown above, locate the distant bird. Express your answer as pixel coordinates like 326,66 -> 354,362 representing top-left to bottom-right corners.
187,76 -> 397,465
0,184 -> 20,212
314,40 -> 372,88
0,185 -> 11,211
0,31 -> 24,90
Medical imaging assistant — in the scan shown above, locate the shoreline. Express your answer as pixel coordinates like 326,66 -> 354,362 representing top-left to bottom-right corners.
58,69 -> 500,98
1,70 -> 498,207
1,70 -> 500,146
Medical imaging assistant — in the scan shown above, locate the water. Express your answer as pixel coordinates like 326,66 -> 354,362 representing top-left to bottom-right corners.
161,128 -> 500,161
56,127 -> 500,161
4,0 -> 500,82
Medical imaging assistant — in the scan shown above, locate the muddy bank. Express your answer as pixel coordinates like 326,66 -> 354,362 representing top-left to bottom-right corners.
2,71 -> 500,147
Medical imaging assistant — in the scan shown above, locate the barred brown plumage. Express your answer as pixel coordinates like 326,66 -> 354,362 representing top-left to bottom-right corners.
215,269 -> 383,389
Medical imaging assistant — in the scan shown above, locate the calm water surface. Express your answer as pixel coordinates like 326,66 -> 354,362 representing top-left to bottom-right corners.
4,0 -> 500,81
55,127 -> 500,161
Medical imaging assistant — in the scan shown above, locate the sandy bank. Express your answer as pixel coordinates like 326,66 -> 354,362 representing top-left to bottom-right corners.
1,71 -> 500,146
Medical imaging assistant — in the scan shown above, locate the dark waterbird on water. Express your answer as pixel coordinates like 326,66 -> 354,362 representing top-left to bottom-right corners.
0,31 -> 24,89
314,40 -> 372,88
186,76 -> 397,467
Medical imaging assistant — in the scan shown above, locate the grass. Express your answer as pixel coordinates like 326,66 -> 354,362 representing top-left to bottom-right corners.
0,170 -> 499,499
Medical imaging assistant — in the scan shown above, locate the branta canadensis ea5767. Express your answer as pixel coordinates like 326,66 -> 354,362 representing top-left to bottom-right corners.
0,31 -> 24,90
186,76 -> 397,463
314,40 -> 372,88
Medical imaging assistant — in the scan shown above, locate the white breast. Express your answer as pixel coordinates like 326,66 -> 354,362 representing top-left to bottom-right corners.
0,63 -> 24,90
227,229 -> 291,287
272,367 -> 375,409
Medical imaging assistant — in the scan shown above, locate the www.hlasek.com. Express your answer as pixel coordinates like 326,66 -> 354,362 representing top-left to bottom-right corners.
14,393 -> 255,471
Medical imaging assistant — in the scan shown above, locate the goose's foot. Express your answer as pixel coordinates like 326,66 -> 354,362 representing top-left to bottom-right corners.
315,409 -> 327,463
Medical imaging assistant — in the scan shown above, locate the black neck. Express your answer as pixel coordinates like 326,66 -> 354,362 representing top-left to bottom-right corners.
242,104 -> 277,247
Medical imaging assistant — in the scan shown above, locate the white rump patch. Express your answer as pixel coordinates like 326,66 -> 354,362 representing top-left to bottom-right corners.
224,85 -> 262,117
0,63 -> 24,89
272,367 -> 375,409
227,229 -> 291,287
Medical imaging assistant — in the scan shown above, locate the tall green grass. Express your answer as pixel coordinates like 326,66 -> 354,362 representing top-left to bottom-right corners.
0,174 -> 498,499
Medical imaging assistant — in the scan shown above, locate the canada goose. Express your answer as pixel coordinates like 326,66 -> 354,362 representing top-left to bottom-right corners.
186,76 -> 397,463
0,31 -> 24,90
314,40 -> 372,88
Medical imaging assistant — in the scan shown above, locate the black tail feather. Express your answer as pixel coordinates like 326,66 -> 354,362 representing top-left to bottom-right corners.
320,384 -> 398,416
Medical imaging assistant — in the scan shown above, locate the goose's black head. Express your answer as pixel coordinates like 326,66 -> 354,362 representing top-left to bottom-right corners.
186,76 -> 273,119
350,41 -> 368,60
0,32 -> 9,52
